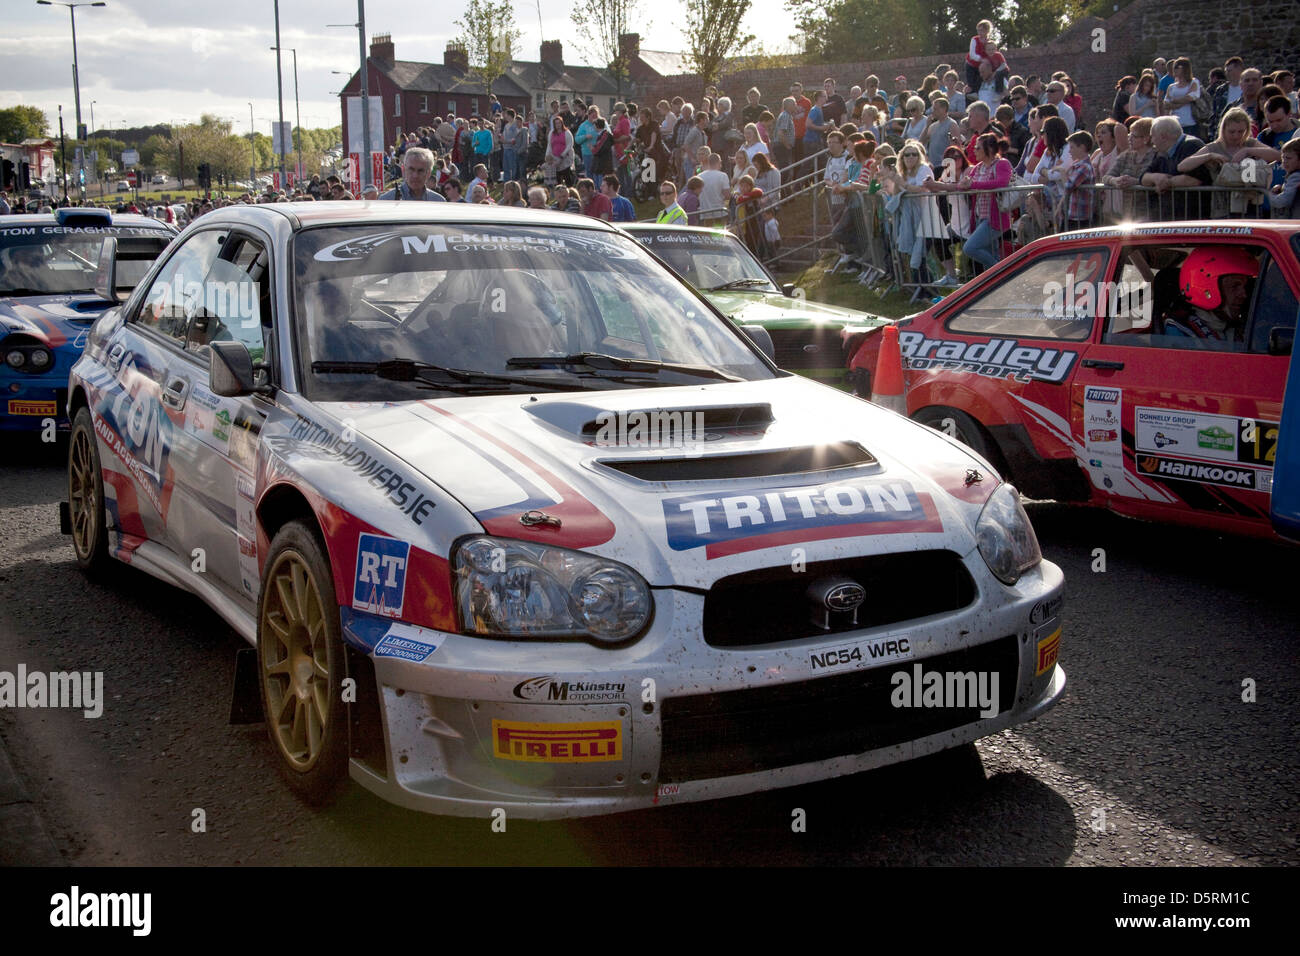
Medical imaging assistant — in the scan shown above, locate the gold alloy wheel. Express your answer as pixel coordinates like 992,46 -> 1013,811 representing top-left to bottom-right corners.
261,550 -> 332,770
68,427 -> 98,559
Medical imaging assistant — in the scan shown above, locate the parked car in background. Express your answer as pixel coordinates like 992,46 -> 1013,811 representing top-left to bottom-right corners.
620,224 -> 892,389
1,207 -> 174,433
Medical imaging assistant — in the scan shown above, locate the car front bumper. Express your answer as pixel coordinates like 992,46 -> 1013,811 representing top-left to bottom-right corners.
343,557 -> 1066,819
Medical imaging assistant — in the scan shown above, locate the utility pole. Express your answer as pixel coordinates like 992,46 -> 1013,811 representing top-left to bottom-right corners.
270,46 -> 304,183
58,105 -> 69,203
249,102 -> 257,186
36,2 -> 107,199
273,0 -> 286,187
327,0 -> 370,191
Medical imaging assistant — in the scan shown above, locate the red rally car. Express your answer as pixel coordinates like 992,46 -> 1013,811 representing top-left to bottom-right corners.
849,222 -> 1299,539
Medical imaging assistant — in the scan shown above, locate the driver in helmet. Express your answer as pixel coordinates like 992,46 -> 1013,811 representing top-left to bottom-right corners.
1168,246 -> 1259,344
3,244 -> 47,291
481,270 -> 568,362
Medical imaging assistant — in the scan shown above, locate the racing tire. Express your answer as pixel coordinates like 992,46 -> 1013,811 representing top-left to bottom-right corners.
912,407 -> 1001,469
257,520 -> 350,806
68,406 -> 110,574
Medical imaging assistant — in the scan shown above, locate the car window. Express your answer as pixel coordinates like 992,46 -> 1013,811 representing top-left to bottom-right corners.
1246,255 -> 1299,354
947,248 -> 1107,341
184,233 -> 269,364
135,229 -> 227,345
630,230 -> 778,292
0,224 -> 169,297
1102,243 -> 1270,352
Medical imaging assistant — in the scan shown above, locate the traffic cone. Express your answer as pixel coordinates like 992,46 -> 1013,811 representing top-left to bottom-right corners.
869,325 -> 907,414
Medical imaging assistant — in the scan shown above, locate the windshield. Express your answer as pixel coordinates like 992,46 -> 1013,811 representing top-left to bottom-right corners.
0,224 -> 171,297
627,229 -> 779,293
294,224 -> 776,399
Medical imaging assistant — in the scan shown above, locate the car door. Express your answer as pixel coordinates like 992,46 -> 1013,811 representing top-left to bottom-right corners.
93,228 -> 227,563
172,229 -> 275,606
1072,236 -> 1295,533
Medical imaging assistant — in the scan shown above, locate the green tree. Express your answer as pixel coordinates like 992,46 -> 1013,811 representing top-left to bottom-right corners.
996,0 -> 1091,49
570,0 -> 644,98
0,105 -> 49,143
454,0 -> 522,97
786,0 -> 930,61
683,0 -> 755,89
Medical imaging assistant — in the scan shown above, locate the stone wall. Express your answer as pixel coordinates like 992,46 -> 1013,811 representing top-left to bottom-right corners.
635,0 -> 1300,131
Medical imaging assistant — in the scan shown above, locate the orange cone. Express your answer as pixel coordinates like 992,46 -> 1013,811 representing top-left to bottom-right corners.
870,325 -> 907,414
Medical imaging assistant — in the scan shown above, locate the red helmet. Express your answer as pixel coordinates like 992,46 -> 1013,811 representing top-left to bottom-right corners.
1179,246 -> 1259,310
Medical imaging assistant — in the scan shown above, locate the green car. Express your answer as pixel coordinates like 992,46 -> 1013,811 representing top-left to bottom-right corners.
620,224 -> 891,389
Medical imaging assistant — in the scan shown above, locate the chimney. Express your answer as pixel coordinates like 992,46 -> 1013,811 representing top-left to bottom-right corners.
618,33 -> 640,61
444,42 -> 468,73
540,40 -> 563,68
370,33 -> 394,63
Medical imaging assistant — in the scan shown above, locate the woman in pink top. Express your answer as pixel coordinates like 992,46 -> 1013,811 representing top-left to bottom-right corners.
927,131 -> 1011,270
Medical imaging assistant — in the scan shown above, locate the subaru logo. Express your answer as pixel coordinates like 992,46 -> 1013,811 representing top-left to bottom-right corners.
825,583 -> 865,611
806,576 -> 866,630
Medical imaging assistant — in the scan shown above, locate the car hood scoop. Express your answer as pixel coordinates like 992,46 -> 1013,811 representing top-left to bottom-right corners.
597,441 -> 876,482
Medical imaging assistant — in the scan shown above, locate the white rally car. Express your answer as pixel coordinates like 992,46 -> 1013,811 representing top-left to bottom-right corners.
63,202 -> 1064,818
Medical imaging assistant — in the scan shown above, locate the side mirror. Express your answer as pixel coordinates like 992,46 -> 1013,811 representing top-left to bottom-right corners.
1269,326 -> 1295,356
210,340 -> 257,397
740,324 -> 776,362
782,283 -> 796,297
93,237 -> 119,304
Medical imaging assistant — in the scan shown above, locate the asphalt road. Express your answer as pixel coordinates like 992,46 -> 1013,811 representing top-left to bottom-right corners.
1,434 -> 1297,866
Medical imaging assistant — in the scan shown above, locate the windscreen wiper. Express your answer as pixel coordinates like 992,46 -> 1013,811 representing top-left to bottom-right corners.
311,358 -> 577,392
701,278 -> 772,292
506,352 -> 739,382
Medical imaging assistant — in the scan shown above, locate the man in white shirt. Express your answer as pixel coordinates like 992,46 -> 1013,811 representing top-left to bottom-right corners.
697,154 -> 731,224
1046,82 -> 1076,130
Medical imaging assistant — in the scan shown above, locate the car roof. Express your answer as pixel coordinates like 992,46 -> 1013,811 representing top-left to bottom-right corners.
197,200 -> 626,232
1050,220 -> 1300,243
0,212 -> 169,229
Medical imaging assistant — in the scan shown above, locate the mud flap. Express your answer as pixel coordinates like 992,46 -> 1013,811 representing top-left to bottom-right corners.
229,647 -> 263,724
59,501 -> 72,535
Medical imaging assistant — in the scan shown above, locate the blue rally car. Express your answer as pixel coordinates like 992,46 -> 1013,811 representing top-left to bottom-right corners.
1,207 -> 174,433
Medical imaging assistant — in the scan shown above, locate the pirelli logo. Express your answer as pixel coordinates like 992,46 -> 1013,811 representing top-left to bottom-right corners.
1036,629 -> 1061,676
491,720 -> 623,763
8,400 -> 57,416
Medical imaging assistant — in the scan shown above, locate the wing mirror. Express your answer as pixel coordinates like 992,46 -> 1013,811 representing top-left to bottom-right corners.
740,324 -> 776,362
1269,326 -> 1294,356
93,237 -> 120,304
210,340 -> 269,397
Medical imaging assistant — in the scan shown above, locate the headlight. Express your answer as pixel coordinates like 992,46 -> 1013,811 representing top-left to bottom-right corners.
28,348 -> 51,369
976,483 -> 1042,585
453,536 -> 652,644
5,350 -> 24,368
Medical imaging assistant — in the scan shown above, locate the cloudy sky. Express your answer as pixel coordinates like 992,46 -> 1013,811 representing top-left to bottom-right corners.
3,0 -> 795,137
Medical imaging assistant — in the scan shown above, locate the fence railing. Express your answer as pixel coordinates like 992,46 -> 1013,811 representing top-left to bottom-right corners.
802,181 -> 1279,300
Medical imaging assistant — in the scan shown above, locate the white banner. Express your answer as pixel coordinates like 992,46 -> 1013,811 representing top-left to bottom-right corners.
346,96 -> 385,154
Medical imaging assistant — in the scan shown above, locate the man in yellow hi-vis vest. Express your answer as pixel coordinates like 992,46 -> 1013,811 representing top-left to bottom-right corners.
656,181 -> 688,224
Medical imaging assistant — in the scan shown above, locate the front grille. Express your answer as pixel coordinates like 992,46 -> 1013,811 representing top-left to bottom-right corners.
768,326 -> 846,372
659,636 -> 1018,782
703,551 -> 976,647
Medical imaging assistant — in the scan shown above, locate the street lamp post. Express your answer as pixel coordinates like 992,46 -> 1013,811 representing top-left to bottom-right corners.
327,1 -> 371,191
271,46 -> 303,183
37,0 -> 107,198
272,0 -> 286,188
